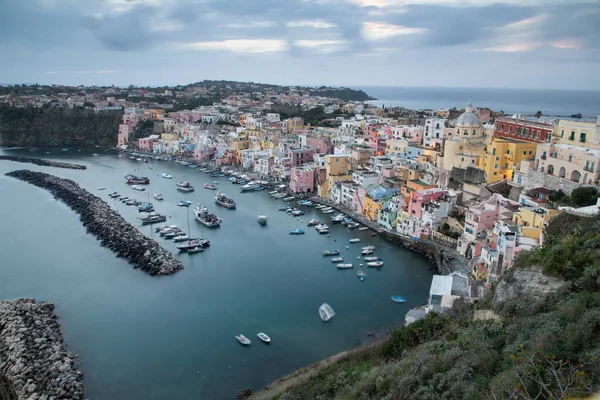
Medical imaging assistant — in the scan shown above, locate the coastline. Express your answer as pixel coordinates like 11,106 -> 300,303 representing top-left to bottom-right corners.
0,298 -> 85,400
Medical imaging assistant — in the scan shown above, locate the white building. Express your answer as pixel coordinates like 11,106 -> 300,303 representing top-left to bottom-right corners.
423,118 -> 447,148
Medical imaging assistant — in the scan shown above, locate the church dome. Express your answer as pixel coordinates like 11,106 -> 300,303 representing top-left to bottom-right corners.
456,102 -> 481,127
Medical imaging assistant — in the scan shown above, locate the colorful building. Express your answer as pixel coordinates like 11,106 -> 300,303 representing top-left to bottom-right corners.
494,117 -> 553,143
554,117 -> 600,149
535,143 -> 600,184
481,138 -> 537,183
290,166 -> 316,194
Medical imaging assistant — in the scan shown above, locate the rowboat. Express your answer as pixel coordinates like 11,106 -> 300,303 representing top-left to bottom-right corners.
391,296 -> 407,303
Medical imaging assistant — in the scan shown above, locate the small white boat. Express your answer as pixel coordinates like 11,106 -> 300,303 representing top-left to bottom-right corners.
364,256 -> 378,261
283,196 -> 295,201
162,173 -> 173,179
361,249 -> 374,255
154,193 -> 164,201
319,303 -> 335,322
257,215 -> 268,225
235,334 -> 251,345
323,209 -> 334,214
307,219 -> 321,226
331,257 -> 344,262
349,238 -> 361,243
131,185 -> 145,191
367,261 -> 384,267
337,263 -> 354,269
358,227 -> 369,231
268,190 -> 279,196
98,187 -> 106,191
257,332 -> 271,343
362,245 -> 376,251
315,204 -> 325,209
318,228 -> 330,234
188,246 -> 205,254
314,224 -> 329,230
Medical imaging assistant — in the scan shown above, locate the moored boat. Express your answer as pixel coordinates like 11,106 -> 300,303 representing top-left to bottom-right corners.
289,229 -> 305,235
331,215 -> 344,223
357,270 -> 368,280
319,303 -> 335,321
347,222 -> 360,229
314,224 -> 329,230
154,193 -> 164,201
337,263 -> 354,269
240,182 -> 261,192
363,256 -> 379,261
256,332 -> 271,343
215,192 -> 236,209
257,215 -> 268,225
161,173 -> 173,179
291,210 -> 304,216
108,192 -> 119,198
362,245 -> 376,251
322,249 -> 340,256
278,205 -> 289,211
283,196 -> 295,201
322,209 -> 334,214
391,296 -> 407,303
358,226 -> 369,231
307,219 -> 321,226
176,238 -> 210,251
331,257 -> 344,262
138,203 -> 154,212
125,174 -> 150,184
193,204 -> 222,227
361,248 -> 374,255
318,228 -> 330,234
187,246 -> 204,254
349,238 -> 361,243
176,181 -> 194,192
235,334 -> 251,345
131,185 -> 145,191
140,213 -> 166,225
367,260 -> 384,268
177,200 -> 192,207
204,183 -> 218,190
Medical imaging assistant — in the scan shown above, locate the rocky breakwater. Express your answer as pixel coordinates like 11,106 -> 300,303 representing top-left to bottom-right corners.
5,170 -> 183,275
0,298 -> 84,400
0,156 -> 86,170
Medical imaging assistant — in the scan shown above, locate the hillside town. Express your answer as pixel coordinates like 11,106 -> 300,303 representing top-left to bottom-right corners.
3,82 -> 600,323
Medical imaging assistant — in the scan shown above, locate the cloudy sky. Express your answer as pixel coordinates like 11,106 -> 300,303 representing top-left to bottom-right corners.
0,0 -> 599,89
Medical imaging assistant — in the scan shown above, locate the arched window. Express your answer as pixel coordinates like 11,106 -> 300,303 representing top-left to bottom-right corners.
473,129 -> 476,135
547,165 -> 554,175
559,167 -> 566,178
457,129 -> 460,135
570,170 -> 581,183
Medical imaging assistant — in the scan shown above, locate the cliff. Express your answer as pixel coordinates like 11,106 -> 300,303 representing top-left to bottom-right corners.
0,105 -> 122,147
252,213 -> 600,399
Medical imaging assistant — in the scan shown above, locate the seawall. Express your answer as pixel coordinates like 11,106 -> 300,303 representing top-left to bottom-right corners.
5,170 -> 183,275
0,299 -> 84,400
0,156 -> 86,170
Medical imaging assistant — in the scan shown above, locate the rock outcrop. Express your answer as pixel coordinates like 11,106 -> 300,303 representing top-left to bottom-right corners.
0,156 -> 86,170
0,299 -> 84,400
492,266 -> 566,308
6,170 -> 183,275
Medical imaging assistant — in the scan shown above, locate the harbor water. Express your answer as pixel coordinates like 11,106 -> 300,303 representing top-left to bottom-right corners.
0,148 -> 433,400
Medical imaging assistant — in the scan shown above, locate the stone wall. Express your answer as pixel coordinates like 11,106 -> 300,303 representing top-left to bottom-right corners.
519,168 -> 595,195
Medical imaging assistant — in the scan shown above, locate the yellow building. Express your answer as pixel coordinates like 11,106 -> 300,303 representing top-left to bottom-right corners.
363,195 -> 383,222
554,118 -> 600,149
482,138 -> 537,183
287,117 -> 304,133
319,155 -> 352,198
160,133 -> 178,141
513,207 -> 562,242
231,133 -> 249,152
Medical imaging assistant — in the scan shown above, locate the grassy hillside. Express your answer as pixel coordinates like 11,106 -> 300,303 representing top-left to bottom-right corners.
262,212 -> 600,399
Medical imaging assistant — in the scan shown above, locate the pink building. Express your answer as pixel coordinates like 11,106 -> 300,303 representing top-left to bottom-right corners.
138,136 -> 157,151
352,187 -> 367,214
288,147 -> 317,167
290,166 -> 316,193
122,113 -> 140,127
407,189 -> 448,219
305,136 -> 332,155
194,146 -> 216,160
118,124 -> 130,147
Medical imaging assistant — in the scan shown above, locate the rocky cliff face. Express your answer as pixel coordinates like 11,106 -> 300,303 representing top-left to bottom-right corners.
492,266 -> 566,308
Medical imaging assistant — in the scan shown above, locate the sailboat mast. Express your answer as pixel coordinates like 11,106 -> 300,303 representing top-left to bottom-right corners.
187,206 -> 191,237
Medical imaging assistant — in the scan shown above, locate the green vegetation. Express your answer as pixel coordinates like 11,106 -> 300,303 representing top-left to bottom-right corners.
271,105 -> 350,127
549,187 -> 599,208
0,104 -> 122,147
273,213 -> 600,399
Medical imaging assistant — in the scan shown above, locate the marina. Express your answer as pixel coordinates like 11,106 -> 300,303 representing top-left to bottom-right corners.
0,149 -> 434,400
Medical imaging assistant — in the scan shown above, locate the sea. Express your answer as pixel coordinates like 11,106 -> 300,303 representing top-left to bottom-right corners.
0,148 -> 433,400
358,86 -> 600,118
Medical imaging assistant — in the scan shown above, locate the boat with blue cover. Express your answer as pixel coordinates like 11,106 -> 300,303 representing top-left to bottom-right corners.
391,296 -> 406,303
289,229 -> 305,235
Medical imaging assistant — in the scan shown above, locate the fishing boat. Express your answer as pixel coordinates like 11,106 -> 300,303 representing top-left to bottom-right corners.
337,263 -> 354,269
307,219 -> 321,226
367,260 -> 384,268
318,228 -> 330,234
138,203 -> 154,212
331,215 -> 344,223
322,249 -> 340,256
131,185 -> 145,191
331,257 -> 344,262
278,205 -> 289,212
314,224 -> 329,230
347,222 -> 360,229
235,335 -> 251,345
257,215 -> 268,225
256,332 -> 271,343
125,174 -> 150,184
358,227 -> 369,231
362,245 -> 376,251
176,181 -> 195,192
291,210 -> 305,216
140,213 -> 166,225
364,256 -> 379,262
289,229 -> 305,235
361,248 -> 374,255
391,296 -> 407,303
187,246 -> 204,254
215,192 -> 236,209
357,270 -> 368,281
319,303 -> 335,322
204,183 -> 218,190
161,173 -> 173,179
349,238 -> 361,243
176,200 -> 192,207
194,205 -> 222,227
240,182 -> 261,192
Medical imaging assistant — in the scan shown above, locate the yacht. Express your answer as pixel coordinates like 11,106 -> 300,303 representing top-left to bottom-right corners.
319,303 -> 336,322
140,213 -> 166,225
331,257 -> 344,263
125,174 -> 150,184
176,238 -> 210,251
215,192 -> 236,209
367,261 -> 384,268
240,182 -> 261,192
307,219 -> 321,226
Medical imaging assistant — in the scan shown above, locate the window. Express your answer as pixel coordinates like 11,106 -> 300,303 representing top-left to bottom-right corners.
537,130 -> 541,139
492,148 -> 496,155
472,159 -> 475,164
457,129 -> 460,135
568,155 -> 573,162
581,132 -> 587,143
473,129 -> 476,135
570,131 -> 575,140
509,126 -> 513,134
529,151 -> 533,155
494,172 -> 498,175
461,158 -> 464,161
507,149 -> 511,154
494,164 -> 499,169
561,129 -> 565,138
502,123 -> 506,131
496,156 -> 500,161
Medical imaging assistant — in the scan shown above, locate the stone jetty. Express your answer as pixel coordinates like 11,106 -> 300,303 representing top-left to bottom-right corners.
0,298 -> 84,400
6,170 -> 183,275
0,156 -> 86,170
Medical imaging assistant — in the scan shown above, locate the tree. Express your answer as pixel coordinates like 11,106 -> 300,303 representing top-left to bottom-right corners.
83,102 -> 94,108
570,186 -> 598,207
535,111 -> 543,118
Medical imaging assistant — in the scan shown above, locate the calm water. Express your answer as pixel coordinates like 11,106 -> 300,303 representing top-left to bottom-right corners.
359,86 -> 600,118
0,148 -> 433,400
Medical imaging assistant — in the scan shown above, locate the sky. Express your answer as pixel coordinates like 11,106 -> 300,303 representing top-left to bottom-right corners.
0,0 -> 599,89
